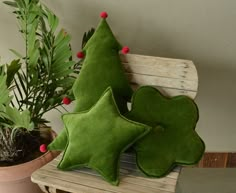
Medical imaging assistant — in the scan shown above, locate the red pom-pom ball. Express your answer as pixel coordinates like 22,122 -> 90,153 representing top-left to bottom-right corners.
40,144 -> 47,153
100,12 -> 108,19
76,51 -> 84,59
63,97 -> 71,105
121,46 -> 130,54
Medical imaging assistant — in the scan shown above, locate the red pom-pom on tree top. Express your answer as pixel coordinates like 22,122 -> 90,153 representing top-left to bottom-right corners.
100,11 -> 108,19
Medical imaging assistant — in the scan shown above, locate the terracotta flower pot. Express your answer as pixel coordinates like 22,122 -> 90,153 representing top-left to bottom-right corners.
0,130 -> 59,193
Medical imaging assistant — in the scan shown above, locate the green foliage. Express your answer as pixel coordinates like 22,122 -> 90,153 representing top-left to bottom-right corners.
81,28 -> 95,49
6,59 -> 21,87
2,0 -> 76,126
74,27 -> 95,72
5,107 -> 34,131
0,75 -> 11,109
0,73 -> 33,132
0,0 -> 77,163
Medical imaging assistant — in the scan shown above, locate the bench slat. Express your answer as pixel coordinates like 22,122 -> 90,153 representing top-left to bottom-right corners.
32,153 -> 178,193
121,54 -> 198,99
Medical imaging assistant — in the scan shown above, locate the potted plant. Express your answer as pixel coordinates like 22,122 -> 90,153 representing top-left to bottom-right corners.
0,0 -> 76,192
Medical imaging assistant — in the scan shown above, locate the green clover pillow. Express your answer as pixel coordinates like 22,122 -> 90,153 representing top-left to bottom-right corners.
48,12 -> 133,151
125,86 -> 205,177
57,87 -> 150,185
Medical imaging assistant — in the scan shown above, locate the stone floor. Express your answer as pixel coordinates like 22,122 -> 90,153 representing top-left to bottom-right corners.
176,168 -> 236,193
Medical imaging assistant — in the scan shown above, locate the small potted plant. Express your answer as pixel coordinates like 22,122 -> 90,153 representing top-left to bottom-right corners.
0,0 -> 76,192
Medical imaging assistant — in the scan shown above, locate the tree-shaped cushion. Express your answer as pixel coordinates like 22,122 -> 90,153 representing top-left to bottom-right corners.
125,86 -> 205,177
73,14 -> 132,113
48,12 -> 133,151
57,87 -> 150,185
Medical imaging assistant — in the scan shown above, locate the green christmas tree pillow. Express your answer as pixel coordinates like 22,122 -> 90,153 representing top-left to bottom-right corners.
57,87 -> 150,185
48,12 -> 133,151
73,12 -> 132,113
125,86 -> 205,177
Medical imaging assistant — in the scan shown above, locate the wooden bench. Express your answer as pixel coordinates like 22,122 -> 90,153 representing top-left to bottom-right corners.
31,53 -> 198,193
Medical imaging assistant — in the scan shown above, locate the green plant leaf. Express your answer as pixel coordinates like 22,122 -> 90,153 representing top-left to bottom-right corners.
16,0 -> 26,9
45,8 -> 59,33
6,59 -> 21,87
53,49 -> 71,65
0,120 -> 12,129
54,77 -> 75,87
16,72 -> 27,96
40,47 -> 50,72
9,49 -> 23,58
28,12 -> 39,24
29,47 -> 40,68
5,106 -> 34,131
51,15 -> 59,33
82,28 -> 95,48
27,21 -> 38,54
56,70 -> 73,79
54,35 -> 71,55
0,75 -> 11,106
3,1 -> 17,8
51,61 -> 75,73
54,29 -> 66,46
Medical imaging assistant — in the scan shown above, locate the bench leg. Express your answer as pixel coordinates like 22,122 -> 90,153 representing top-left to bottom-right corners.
48,187 -> 70,193
38,184 -> 49,193
38,185 -> 69,193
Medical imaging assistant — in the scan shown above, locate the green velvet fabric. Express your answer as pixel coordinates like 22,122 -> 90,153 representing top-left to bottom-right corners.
48,129 -> 67,150
125,86 -> 205,177
57,88 -> 150,185
73,18 -> 133,113
48,17 -> 133,151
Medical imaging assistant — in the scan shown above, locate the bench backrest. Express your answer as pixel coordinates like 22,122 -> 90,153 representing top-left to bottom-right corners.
120,54 -> 198,99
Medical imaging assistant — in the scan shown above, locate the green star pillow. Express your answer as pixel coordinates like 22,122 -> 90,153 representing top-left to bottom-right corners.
125,86 -> 205,177
57,87 -> 150,185
48,12 -> 133,151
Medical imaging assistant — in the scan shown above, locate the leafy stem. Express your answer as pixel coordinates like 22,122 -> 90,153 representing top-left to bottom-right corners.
3,0 -> 76,126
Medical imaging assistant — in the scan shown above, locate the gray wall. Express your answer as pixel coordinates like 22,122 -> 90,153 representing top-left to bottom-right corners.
0,0 -> 235,151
